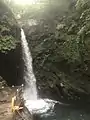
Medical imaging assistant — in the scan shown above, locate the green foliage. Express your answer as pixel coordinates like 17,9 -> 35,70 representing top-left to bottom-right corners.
0,25 -> 9,32
0,35 -> 17,53
76,0 -> 90,11
0,23 -> 18,53
60,35 -> 80,62
0,0 -> 20,53
4,0 -> 90,95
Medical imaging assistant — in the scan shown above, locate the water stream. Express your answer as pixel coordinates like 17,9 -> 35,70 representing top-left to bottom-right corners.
21,29 -> 37,100
21,29 -> 57,114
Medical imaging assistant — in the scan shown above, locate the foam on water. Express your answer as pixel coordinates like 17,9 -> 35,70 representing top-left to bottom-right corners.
25,98 -> 57,114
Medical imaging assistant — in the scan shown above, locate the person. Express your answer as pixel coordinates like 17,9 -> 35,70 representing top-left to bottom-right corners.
11,96 -> 23,112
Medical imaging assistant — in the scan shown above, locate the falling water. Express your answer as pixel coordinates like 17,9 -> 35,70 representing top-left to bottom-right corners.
21,29 -> 58,114
21,29 -> 37,100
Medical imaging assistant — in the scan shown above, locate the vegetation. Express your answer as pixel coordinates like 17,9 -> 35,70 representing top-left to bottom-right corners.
20,0 -> 90,99
0,0 -> 20,53
1,0 -> 90,100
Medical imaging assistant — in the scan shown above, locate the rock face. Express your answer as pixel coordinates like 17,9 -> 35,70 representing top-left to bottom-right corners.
0,1 -> 22,86
23,0 -> 90,102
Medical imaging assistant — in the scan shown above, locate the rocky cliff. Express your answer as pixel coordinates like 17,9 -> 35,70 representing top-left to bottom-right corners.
23,0 -> 90,103
0,0 -> 22,86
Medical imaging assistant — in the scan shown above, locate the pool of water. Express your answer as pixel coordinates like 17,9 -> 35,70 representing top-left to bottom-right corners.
40,103 -> 90,120
25,98 -> 90,120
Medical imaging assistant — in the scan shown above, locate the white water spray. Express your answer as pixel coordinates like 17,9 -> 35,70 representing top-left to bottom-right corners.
21,29 -> 37,100
21,29 -> 58,114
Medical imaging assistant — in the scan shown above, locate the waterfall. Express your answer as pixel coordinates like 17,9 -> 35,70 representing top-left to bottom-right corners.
21,29 -> 58,114
21,29 -> 37,100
